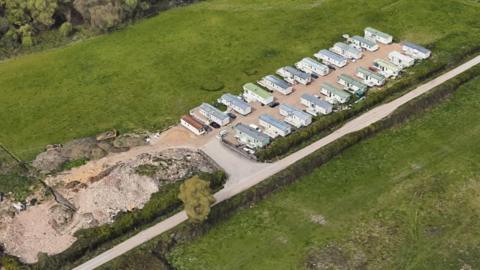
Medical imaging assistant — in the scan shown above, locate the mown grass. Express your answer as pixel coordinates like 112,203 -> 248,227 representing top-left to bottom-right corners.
166,76 -> 480,269
0,0 -> 479,160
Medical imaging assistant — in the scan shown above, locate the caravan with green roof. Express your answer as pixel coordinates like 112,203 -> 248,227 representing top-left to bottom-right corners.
243,83 -> 274,105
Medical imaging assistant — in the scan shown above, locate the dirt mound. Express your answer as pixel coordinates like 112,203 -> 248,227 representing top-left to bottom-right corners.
31,147 -> 68,173
32,134 -> 149,174
0,148 -> 219,263
112,133 -> 148,148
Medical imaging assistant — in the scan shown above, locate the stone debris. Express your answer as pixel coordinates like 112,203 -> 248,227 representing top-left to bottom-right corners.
0,148 -> 218,263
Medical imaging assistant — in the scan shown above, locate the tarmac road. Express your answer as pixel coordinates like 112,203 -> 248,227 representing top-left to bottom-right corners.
73,55 -> 480,270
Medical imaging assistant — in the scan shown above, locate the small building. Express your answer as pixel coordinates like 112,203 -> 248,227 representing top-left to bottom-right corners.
331,42 -> 363,60
364,27 -> 393,44
276,66 -> 312,85
295,57 -> 330,76
373,59 -> 402,78
243,83 -> 274,105
402,41 -> 431,59
350,35 -> 379,52
356,67 -> 386,87
181,115 -> 206,135
388,51 -> 415,68
320,82 -> 351,104
258,114 -> 292,138
198,103 -> 230,126
314,49 -> 348,68
337,74 -> 368,97
218,93 -> 252,115
258,75 -> 293,95
300,94 -> 333,116
278,104 -> 312,128
234,123 -> 270,149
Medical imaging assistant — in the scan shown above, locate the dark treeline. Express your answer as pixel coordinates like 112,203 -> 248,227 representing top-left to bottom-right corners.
0,0 -> 197,55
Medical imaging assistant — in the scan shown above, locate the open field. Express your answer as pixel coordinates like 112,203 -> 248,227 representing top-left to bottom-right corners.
1,0 -> 480,160
166,76 -> 480,269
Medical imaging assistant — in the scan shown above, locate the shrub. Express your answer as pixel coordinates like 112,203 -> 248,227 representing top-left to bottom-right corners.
59,22 -> 73,37
200,81 -> 225,92
61,158 -> 88,171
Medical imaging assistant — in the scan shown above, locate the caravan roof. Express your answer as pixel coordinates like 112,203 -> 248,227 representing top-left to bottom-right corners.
264,75 -> 291,90
199,103 -> 229,122
356,67 -> 385,82
352,35 -> 377,47
220,93 -> 251,111
301,94 -> 333,111
234,123 -> 270,144
259,114 -> 291,133
402,41 -> 431,55
365,27 -> 392,40
243,83 -> 272,99
318,49 -> 347,63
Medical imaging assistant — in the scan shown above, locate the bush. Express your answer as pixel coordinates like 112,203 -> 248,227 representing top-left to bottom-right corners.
200,81 -> 225,92
59,22 -> 73,37
61,158 -> 88,171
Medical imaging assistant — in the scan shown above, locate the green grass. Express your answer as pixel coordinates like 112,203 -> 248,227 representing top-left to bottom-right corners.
1,0 -> 479,159
166,76 -> 480,270
61,158 -> 88,171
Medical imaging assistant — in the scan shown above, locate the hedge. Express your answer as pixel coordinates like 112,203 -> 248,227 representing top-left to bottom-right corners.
104,65 -> 480,270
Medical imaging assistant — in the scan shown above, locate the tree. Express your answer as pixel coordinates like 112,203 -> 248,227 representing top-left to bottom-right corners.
178,176 -> 216,223
18,23 -> 33,47
27,0 -> 58,28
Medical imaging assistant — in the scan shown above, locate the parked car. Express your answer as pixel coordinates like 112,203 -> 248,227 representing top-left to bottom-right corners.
310,73 -> 319,79
249,124 -> 261,132
210,122 -> 221,129
268,101 -> 280,108
227,112 -> 237,119
242,147 -> 255,155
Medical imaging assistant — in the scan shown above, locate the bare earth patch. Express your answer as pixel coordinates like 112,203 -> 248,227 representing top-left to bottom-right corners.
0,148 -> 218,263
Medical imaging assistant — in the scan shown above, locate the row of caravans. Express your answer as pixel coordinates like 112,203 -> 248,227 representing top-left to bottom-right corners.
181,27 -> 432,158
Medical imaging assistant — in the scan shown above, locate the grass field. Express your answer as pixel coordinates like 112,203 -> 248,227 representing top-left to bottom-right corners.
1,0 -> 480,159
166,76 -> 480,269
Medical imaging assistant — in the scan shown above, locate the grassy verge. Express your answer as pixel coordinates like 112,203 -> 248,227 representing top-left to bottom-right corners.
1,0 -> 479,160
165,74 -> 480,269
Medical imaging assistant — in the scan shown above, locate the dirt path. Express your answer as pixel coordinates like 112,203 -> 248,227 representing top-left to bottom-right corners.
73,55 -> 480,270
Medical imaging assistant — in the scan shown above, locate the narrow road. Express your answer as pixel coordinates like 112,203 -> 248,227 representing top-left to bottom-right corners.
73,55 -> 480,270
